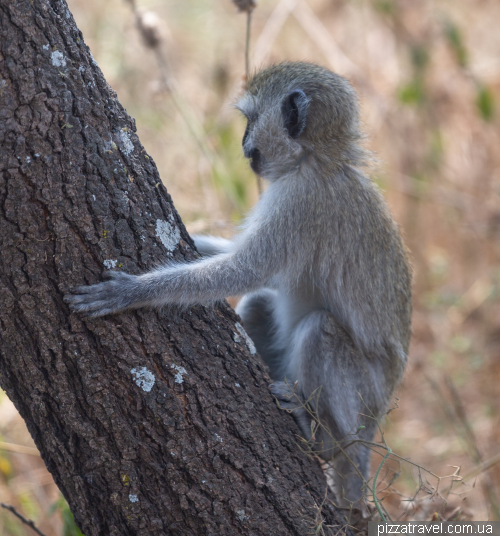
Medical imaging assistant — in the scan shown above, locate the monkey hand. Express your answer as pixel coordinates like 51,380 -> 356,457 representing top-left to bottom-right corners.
64,271 -> 141,317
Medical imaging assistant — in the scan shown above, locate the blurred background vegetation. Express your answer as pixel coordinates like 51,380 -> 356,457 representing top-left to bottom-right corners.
2,0 -> 500,532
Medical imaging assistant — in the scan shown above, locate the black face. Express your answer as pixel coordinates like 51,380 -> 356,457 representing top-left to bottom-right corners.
242,122 -> 262,175
247,147 -> 262,175
242,122 -> 250,147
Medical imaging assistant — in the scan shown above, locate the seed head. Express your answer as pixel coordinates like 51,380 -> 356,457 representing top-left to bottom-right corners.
232,0 -> 257,13
136,10 -> 163,49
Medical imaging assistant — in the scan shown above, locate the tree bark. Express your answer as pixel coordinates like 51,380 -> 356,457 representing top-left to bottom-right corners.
0,1 -> 347,535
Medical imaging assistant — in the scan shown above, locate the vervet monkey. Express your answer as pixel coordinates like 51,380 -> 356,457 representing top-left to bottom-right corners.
65,62 -> 412,505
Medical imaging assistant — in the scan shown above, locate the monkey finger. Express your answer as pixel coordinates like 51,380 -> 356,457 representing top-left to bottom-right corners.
66,295 -> 120,316
66,285 -> 97,296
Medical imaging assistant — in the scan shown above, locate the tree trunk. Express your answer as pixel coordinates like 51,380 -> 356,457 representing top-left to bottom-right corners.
0,1 -> 346,534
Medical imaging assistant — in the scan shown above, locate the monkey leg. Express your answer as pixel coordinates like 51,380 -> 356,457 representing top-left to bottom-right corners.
191,235 -> 233,257
235,289 -> 286,378
275,310 -> 386,505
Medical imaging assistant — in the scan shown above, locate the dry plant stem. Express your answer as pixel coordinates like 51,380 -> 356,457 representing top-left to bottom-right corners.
0,441 -> 40,457
463,452 -> 500,483
426,376 -> 500,519
372,448 -> 392,523
253,0 -> 300,67
246,10 -> 252,80
287,386 -> 460,519
292,1 -> 360,79
123,0 -> 237,212
0,503 -> 48,536
157,65 -> 234,211
444,377 -> 500,519
344,439 -> 443,481
253,0 -> 386,116
243,8 -> 263,197
427,375 -> 500,518
446,277 -> 493,327
281,383 -> 366,482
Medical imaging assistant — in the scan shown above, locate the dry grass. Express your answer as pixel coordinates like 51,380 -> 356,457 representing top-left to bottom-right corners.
2,0 -> 500,532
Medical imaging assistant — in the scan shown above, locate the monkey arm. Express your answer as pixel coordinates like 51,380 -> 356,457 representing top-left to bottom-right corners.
191,235 -> 233,257
64,244 -> 278,317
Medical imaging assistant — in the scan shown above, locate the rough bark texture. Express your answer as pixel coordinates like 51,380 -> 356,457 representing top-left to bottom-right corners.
0,1 -> 347,535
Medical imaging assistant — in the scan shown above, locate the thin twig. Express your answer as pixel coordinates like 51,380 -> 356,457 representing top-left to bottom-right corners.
245,10 -> 252,80
123,1 -> 249,213
462,452 -> 500,482
253,0 -> 300,66
427,375 -> 500,518
0,440 -> 40,456
372,448 -> 392,522
0,503 -> 48,536
241,5 -> 262,196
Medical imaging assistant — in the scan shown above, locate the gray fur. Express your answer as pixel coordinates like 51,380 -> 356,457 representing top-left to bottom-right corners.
65,62 -> 412,506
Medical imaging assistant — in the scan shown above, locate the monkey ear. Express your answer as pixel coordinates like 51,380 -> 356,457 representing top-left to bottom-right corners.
282,89 -> 309,139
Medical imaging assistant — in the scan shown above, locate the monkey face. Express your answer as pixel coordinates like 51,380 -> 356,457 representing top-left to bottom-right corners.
237,89 -> 309,181
237,62 -> 363,179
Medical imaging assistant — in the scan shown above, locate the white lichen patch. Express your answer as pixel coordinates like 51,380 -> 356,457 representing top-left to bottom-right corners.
131,367 -> 155,392
103,259 -> 117,269
234,322 -> 256,355
155,217 -> 180,254
171,364 -> 187,384
42,44 -> 49,50
89,51 -> 98,67
117,129 -> 134,156
214,433 -> 223,443
51,50 -> 67,68
129,494 -> 138,503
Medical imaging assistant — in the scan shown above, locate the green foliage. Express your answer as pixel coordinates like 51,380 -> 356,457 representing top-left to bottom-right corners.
427,129 -> 444,170
428,249 -> 449,282
476,84 -> 495,121
0,453 -> 13,479
468,353 -> 484,371
18,492 -> 39,524
374,0 -> 395,15
50,497 -> 84,536
410,45 -> 429,71
398,44 -> 430,107
421,289 -> 460,309
448,335 -> 471,354
1,513 -> 24,536
430,351 -> 447,368
398,78 -> 425,106
210,120 -> 256,217
443,20 -> 468,67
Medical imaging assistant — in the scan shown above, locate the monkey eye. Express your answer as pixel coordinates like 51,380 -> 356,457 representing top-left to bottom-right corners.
282,89 -> 309,139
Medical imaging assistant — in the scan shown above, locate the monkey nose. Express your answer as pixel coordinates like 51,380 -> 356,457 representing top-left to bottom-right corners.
244,146 -> 258,159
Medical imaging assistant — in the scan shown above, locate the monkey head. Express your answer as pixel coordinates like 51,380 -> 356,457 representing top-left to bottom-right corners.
236,62 -> 363,181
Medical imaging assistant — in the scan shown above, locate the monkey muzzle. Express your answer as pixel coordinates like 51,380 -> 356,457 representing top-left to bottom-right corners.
245,147 -> 262,175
